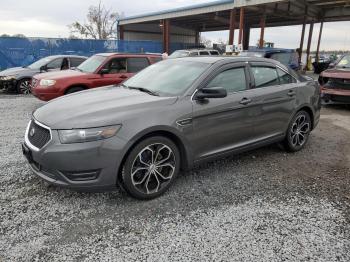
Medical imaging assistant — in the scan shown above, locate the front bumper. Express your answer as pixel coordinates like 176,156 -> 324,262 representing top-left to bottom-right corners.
22,122 -> 128,190
0,79 -> 17,91
31,85 -> 62,101
321,88 -> 350,105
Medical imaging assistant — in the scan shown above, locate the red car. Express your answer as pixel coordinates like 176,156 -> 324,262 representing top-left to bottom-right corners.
31,53 -> 162,101
319,54 -> 350,105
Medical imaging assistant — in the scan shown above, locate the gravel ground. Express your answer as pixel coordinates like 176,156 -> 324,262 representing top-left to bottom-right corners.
1,94 -> 350,262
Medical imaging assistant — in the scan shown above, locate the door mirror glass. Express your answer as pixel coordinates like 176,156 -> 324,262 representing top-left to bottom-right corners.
195,87 -> 227,100
40,65 -> 47,72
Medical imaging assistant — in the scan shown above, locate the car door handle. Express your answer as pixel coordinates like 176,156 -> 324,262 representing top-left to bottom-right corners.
288,90 -> 296,97
120,75 -> 128,79
240,98 -> 252,105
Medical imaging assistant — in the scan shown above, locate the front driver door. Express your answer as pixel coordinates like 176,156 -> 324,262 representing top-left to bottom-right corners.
191,63 -> 257,160
92,58 -> 132,87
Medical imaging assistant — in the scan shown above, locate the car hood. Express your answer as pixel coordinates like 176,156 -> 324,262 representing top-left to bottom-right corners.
321,68 -> 350,79
0,67 -> 37,77
34,86 -> 178,129
34,69 -> 87,80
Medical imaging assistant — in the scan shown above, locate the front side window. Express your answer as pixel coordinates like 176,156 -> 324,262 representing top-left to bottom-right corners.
336,55 -> 350,68
210,51 -> 219,55
252,66 -> 280,88
127,57 -> 150,73
207,67 -> 247,93
123,60 -> 210,96
103,58 -> 127,74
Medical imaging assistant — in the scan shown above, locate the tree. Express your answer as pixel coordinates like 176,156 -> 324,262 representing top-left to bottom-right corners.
69,1 -> 124,39
200,36 -> 212,48
0,34 -> 10,37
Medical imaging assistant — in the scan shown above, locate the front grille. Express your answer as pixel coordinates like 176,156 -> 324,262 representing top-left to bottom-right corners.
27,120 -> 51,149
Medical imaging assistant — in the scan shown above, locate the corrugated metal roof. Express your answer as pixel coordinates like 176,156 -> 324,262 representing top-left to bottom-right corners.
119,0 -> 234,21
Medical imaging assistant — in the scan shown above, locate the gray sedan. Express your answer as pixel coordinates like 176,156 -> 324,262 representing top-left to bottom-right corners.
22,57 -> 321,199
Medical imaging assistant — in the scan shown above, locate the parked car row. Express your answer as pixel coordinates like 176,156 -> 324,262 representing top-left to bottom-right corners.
22,55 -> 321,199
0,55 -> 87,94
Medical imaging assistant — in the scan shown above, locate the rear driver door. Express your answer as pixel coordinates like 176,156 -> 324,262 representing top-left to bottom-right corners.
248,62 -> 298,139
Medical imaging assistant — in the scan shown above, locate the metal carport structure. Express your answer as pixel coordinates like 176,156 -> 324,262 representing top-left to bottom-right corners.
118,0 -> 350,61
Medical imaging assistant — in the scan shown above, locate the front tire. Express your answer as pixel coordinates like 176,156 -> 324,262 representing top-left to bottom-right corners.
17,78 -> 32,94
121,136 -> 180,200
284,110 -> 312,152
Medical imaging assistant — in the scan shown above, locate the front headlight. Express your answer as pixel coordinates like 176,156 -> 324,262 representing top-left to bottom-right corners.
58,125 -> 121,144
1,75 -> 17,81
40,79 -> 56,86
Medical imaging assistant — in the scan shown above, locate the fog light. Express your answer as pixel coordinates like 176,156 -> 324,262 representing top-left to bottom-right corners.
63,170 -> 100,181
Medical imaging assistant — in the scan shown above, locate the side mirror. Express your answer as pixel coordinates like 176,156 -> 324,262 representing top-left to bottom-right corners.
328,63 -> 335,69
99,68 -> 109,75
40,65 -> 47,72
195,87 -> 227,100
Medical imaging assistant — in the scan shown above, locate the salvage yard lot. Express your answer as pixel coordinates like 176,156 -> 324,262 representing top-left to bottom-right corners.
1,94 -> 350,261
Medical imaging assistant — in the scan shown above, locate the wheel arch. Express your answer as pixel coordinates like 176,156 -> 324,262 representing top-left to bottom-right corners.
296,105 -> 315,130
117,128 -> 193,182
64,84 -> 89,94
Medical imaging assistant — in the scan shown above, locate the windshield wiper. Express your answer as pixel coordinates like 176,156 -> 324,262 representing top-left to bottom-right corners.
126,86 -> 159,96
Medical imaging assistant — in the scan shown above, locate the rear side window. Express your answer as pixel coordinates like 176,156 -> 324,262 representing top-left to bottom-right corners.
127,57 -> 150,73
70,58 -> 85,67
277,68 -> 296,84
210,51 -> 219,55
47,58 -> 63,69
189,52 -> 198,56
207,67 -> 247,93
199,51 -> 209,56
252,66 -> 280,88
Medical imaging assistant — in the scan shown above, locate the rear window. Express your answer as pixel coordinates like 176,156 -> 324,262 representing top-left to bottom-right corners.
70,58 -> 85,67
127,57 -> 150,73
269,53 -> 292,66
199,51 -> 209,56
210,51 -> 220,55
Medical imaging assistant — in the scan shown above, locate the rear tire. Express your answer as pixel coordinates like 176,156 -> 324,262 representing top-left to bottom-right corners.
121,136 -> 180,200
283,110 -> 312,152
16,78 -> 32,94
65,86 -> 85,94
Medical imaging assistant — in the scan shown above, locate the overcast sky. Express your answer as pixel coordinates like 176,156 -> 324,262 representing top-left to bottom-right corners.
0,0 -> 349,51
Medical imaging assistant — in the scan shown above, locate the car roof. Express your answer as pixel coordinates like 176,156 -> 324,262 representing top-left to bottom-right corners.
175,56 -> 283,65
46,55 -> 88,59
246,48 -> 296,54
174,49 -> 219,52
95,53 -> 161,57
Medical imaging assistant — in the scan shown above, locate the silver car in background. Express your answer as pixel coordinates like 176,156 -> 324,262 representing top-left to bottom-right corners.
22,57 -> 321,199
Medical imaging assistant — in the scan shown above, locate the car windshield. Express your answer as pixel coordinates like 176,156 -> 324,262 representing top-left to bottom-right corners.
169,50 -> 190,58
269,53 -> 292,65
27,57 -> 52,70
123,60 -> 210,96
336,55 -> 350,68
77,55 -> 106,73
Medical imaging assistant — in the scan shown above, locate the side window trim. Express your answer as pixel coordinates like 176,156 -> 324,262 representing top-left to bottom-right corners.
201,63 -> 250,94
276,65 -> 299,83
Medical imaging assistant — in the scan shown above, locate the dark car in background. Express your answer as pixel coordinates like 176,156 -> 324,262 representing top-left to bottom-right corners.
240,48 -> 300,70
31,53 -> 162,101
319,54 -> 350,105
0,55 -> 87,94
23,56 -> 320,199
